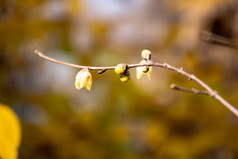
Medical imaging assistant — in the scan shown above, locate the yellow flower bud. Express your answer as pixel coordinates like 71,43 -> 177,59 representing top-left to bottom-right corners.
114,64 -> 127,75
75,69 -> 92,91
141,49 -> 152,60
142,66 -> 149,73
120,74 -> 130,82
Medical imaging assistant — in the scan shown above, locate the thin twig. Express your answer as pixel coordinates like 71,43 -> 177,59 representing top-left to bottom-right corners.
35,50 -> 151,70
35,50 -> 238,117
201,30 -> 238,49
35,50 -> 115,70
170,83 -> 208,95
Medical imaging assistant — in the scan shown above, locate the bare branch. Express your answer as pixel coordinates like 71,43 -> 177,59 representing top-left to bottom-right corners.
201,30 -> 238,49
170,83 -> 208,95
35,50 -> 238,117
35,50 -> 152,70
35,50 -> 115,70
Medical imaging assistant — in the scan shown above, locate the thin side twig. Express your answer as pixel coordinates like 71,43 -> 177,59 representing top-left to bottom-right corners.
151,61 -> 238,116
170,83 -> 208,95
201,30 -> 238,49
35,50 -> 238,117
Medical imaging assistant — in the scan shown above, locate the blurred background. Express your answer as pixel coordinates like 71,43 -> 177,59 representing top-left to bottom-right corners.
1,0 -> 238,158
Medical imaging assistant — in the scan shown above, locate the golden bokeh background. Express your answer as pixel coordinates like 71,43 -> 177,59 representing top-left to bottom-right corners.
1,0 -> 238,158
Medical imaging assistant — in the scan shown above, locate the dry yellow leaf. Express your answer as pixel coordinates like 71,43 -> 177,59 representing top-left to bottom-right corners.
0,104 -> 21,159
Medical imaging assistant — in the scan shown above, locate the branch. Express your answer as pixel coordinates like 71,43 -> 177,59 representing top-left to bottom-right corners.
34,50 -> 238,117
170,83 -> 208,95
201,30 -> 238,49
34,50 -> 115,70
35,50 -> 152,70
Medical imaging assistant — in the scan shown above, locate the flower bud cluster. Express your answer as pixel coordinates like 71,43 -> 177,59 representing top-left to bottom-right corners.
74,49 -> 153,91
114,64 -> 130,82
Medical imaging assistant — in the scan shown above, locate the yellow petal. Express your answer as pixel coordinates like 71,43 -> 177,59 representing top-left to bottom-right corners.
84,74 -> 92,91
75,71 -> 83,90
136,59 -> 153,80
136,66 -> 144,79
147,66 -> 153,80
136,60 -> 148,79
75,69 -> 92,91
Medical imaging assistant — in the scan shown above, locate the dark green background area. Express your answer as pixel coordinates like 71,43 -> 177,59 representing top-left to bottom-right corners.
1,0 -> 238,158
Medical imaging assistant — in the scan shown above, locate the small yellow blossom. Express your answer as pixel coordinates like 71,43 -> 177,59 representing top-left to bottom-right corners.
141,49 -> 152,61
75,69 -> 92,91
114,64 -> 127,75
136,60 -> 153,80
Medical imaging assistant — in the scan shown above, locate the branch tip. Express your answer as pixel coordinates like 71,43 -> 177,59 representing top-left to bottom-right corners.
170,83 -> 176,89
34,50 -> 39,54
